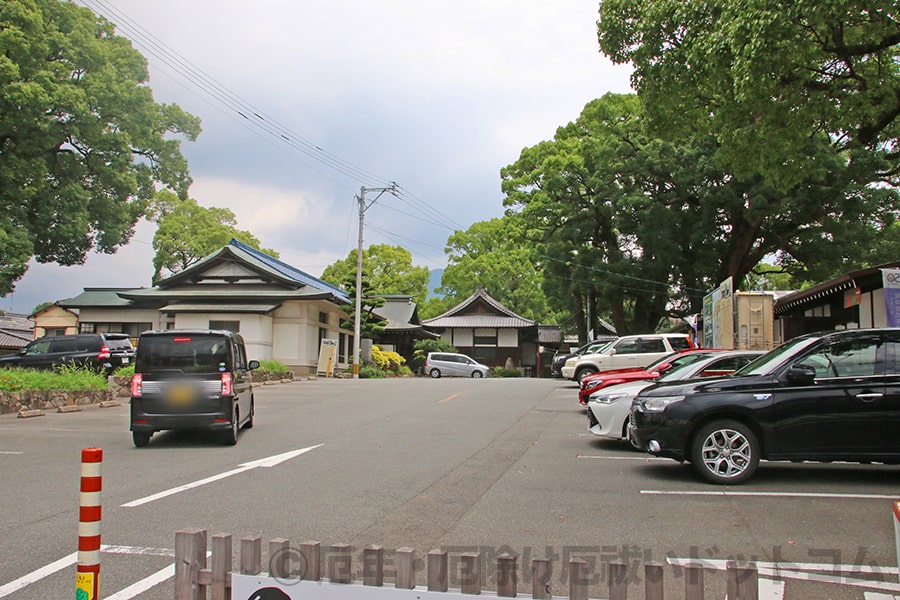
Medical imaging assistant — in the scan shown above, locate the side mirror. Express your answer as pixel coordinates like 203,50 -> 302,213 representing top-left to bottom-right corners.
248,360 -> 260,371
658,364 -> 672,374
607,348 -> 616,356
785,363 -> 816,385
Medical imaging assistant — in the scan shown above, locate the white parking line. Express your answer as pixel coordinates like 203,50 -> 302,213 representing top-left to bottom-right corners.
642,490 -> 900,500
0,545 -> 175,598
0,451 -> 23,455
576,454 -> 669,461
105,563 -> 175,600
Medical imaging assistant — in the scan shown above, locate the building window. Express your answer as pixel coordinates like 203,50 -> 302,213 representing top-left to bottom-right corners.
319,327 -> 327,346
80,322 -> 152,337
474,328 -> 498,346
209,320 -> 240,332
319,311 -> 328,324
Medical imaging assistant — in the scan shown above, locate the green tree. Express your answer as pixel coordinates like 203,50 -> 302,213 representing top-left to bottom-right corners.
149,191 -> 277,282
597,0 -> 900,189
436,217 -> 560,323
320,244 -> 430,305
339,274 -> 387,339
0,0 -> 200,294
503,94 -> 895,337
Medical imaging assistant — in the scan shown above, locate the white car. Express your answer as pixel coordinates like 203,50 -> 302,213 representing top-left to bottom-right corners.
562,333 -> 693,382
586,351 -> 763,446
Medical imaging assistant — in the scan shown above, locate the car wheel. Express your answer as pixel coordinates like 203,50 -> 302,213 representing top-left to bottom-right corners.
690,420 -> 759,484
223,407 -> 239,446
471,370 -> 483,378
429,368 -> 441,378
243,398 -> 254,430
132,431 -> 151,448
622,420 -> 641,450
575,367 -> 596,383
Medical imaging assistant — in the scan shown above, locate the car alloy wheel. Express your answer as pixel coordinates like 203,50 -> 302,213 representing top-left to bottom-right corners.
429,368 -> 441,378
471,370 -> 483,378
691,420 -> 759,484
575,368 -> 596,383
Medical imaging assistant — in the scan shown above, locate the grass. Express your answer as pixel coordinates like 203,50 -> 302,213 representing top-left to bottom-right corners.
0,365 -> 108,392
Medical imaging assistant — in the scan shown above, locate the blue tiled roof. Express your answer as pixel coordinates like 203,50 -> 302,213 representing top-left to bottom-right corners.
228,239 -> 350,304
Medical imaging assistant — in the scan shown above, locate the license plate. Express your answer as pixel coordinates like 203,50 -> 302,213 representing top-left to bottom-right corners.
167,384 -> 195,406
122,357 -> 129,364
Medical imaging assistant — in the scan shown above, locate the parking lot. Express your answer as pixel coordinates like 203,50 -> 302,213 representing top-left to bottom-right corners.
1,377 -> 898,599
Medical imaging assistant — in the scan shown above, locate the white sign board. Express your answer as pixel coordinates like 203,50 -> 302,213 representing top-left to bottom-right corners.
316,338 -> 339,377
232,577 -> 497,600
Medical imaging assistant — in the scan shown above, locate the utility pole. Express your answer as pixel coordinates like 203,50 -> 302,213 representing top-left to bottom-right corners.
352,183 -> 398,378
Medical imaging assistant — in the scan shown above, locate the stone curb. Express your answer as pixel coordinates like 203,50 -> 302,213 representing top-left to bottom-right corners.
17,409 -> 45,418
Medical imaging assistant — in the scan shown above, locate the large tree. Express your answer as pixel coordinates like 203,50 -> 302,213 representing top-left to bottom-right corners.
431,217 -> 560,323
503,94 -> 896,337
320,244 -> 430,305
149,190 -> 277,282
597,0 -> 900,189
0,0 -> 200,294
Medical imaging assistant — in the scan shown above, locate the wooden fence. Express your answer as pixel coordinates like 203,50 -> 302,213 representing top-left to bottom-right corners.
174,528 -> 761,600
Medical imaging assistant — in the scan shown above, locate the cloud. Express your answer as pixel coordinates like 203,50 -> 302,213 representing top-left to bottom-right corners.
8,0 -> 633,314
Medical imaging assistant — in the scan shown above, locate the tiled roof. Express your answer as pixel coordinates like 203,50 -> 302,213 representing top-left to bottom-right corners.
423,288 -> 535,329
424,314 -> 535,328
59,288 -> 138,308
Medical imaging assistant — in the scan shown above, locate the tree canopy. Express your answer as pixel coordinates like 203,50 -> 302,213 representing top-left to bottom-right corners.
149,190 -> 277,282
0,0 -> 200,294
320,244 -> 430,305
597,0 -> 900,189
502,93 -> 897,338
425,217 -> 560,323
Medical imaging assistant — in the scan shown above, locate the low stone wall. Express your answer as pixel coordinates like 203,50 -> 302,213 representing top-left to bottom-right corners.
3,371 -> 299,413
0,389 -> 114,414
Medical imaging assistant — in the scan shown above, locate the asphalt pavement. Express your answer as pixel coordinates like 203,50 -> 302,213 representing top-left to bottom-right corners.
1,377 -> 898,599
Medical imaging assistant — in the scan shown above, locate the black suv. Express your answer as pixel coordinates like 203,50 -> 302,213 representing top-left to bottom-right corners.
0,333 -> 135,374
630,328 -> 900,484
129,330 -> 259,447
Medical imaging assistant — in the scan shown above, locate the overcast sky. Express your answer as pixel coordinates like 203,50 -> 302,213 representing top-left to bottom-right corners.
6,0 -> 633,314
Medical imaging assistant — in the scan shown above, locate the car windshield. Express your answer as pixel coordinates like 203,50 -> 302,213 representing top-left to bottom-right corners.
656,358 -> 714,382
651,351 -> 712,373
136,334 -> 230,374
732,336 -> 821,376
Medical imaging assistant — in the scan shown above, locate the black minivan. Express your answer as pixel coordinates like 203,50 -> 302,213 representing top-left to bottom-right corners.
130,330 -> 259,447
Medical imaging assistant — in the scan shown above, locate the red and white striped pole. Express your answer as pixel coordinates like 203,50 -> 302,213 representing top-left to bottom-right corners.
76,448 -> 102,600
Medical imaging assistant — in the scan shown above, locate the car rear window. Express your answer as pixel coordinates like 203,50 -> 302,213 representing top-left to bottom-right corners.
668,336 -> 693,351
136,335 -> 231,374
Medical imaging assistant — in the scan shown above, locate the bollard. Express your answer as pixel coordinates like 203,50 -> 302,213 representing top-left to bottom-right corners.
76,448 -> 102,600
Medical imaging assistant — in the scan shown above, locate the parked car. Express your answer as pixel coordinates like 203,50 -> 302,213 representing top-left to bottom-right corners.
424,352 -> 490,378
629,328 -> 900,484
578,348 -> 727,406
129,329 -> 259,447
561,333 -> 694,382
0,332 -> 134,375
587,350 -> 763,446
550,336 -> 618,377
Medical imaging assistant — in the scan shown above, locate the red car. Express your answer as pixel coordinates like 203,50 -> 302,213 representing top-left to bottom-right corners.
577,348 -> 724,406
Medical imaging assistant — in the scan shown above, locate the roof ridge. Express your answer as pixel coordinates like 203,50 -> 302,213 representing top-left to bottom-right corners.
228,239 -> 348,300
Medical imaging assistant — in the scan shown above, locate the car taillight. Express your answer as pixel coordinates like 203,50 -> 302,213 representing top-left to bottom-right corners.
221,372 -> 233,395
98,344 -> 110,360
131,373 -> 143,397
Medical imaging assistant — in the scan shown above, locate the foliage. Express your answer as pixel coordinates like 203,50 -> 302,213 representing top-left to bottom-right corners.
434,216 -> 565,323
320,244 -> 430,305
372,345 -> 405,373
113,364 -> 135,377
0,0 -> 200,294
491,367 -> 522,378
410,338 -> 456,373
502,93 -> 896,338
0,366 -> 106,391
358,363 -> 386,379
597,0 -> 900,190
257,359 -> 289,373
338,274 -> 388,338
31,301 -> 54,315
148,191 -> 278,282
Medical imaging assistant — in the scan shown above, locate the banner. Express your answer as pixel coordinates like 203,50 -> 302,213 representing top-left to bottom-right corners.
883,269 -> 900,327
